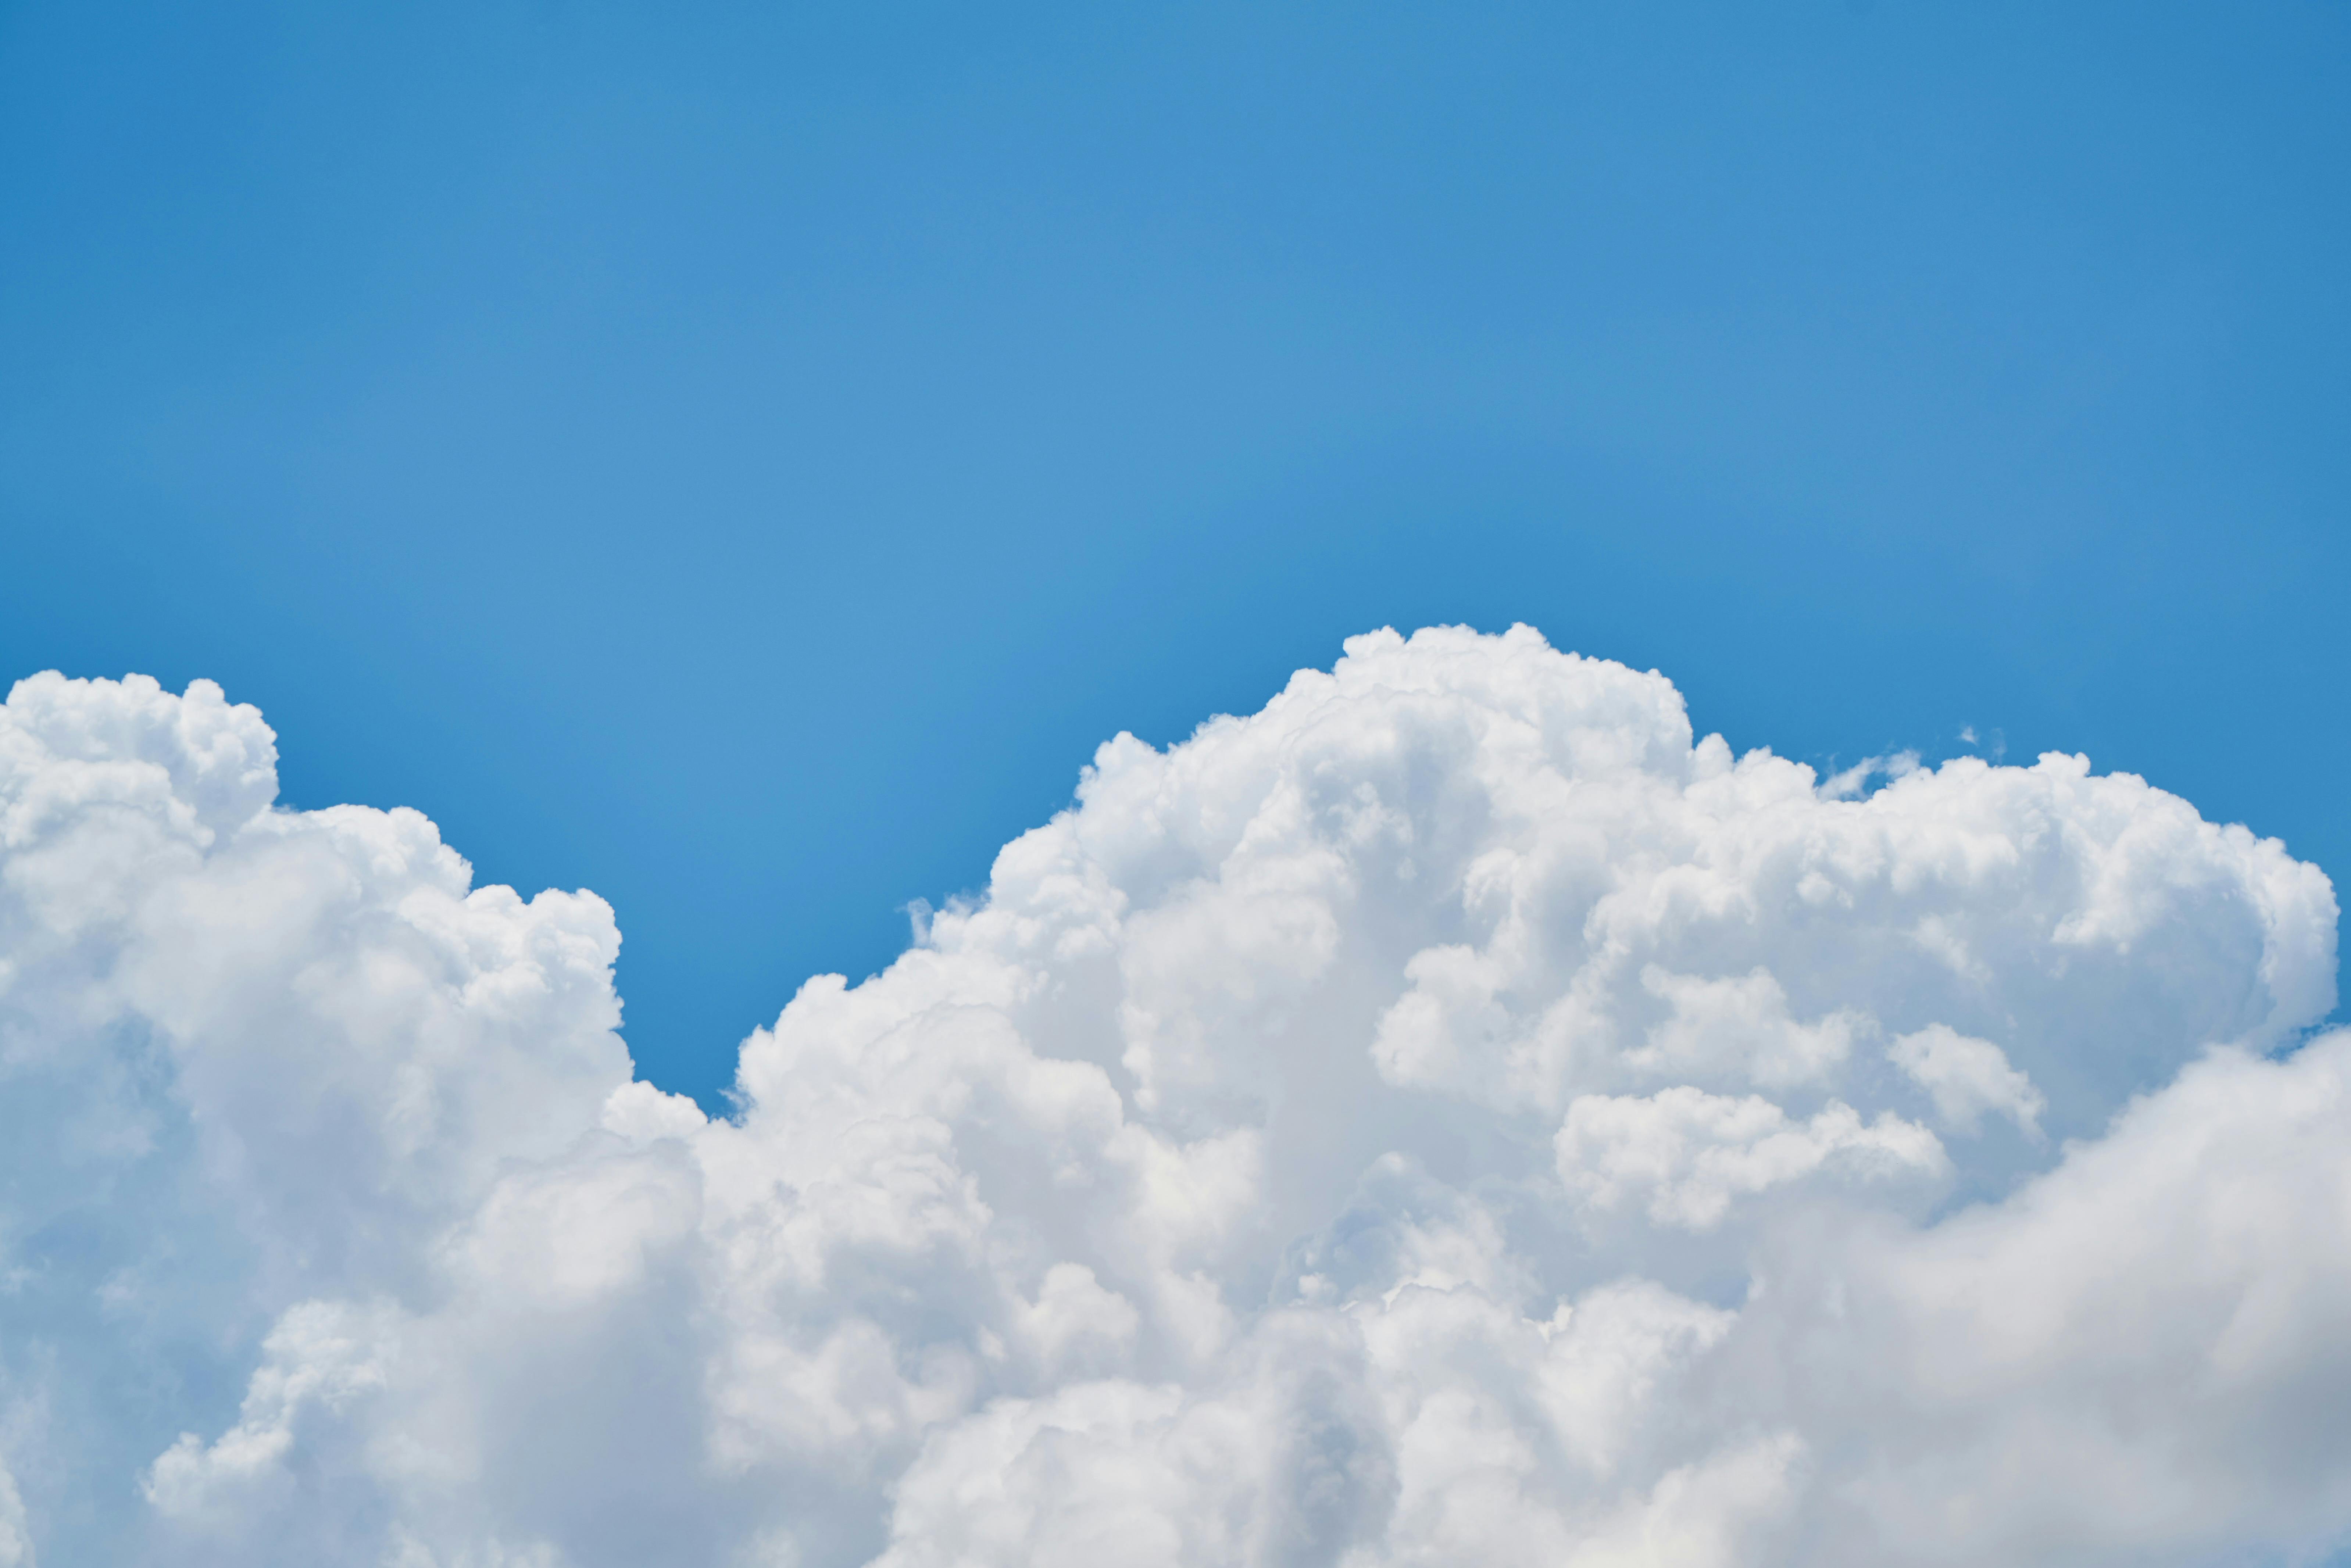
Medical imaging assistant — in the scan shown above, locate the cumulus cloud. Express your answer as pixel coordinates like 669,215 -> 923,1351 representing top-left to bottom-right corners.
0,627 -> 2345,1566
1887,1022 -> 2045,1136
1555,1088 -> 1947,1231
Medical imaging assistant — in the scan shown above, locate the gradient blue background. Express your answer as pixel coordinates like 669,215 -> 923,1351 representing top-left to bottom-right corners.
4,2 -> 2346,1109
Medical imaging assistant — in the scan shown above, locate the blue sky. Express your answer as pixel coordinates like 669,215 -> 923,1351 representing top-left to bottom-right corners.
4,0 -> 2346,1110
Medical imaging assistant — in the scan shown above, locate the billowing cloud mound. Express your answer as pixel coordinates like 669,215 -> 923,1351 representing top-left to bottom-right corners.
2,626 -> 2348,1566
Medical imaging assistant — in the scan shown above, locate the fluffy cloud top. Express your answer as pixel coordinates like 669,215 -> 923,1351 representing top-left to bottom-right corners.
0,627 -> 2344,1566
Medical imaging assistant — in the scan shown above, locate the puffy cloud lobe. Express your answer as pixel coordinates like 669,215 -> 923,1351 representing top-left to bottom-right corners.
0,627 -> 2344,1566
1555,1088 -> 1947,1231
1737,1034 -> 2351,1563
0,673 -> 632,1564
1887,1023 -> 2045,1136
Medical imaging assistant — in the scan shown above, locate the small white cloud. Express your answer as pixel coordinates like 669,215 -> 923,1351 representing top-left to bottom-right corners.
1889,1023 -> 2046,1136
143,1299 -> 400,1524
1556,1086 -> 1947,1229
1013,1263 -> 1141,1377
1630,967 -> 1865,1089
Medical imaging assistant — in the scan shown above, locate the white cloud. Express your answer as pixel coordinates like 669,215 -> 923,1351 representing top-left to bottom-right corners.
1743,1032 -> 2351,1563
1626,966 -> 1864,1088
0,629 -> 2345,1566
0,1462 -> 27,1568
144,1298 -> 402,1526
1888,1023 -> 2045,1135
1555,1087 -> 1947,1230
